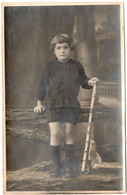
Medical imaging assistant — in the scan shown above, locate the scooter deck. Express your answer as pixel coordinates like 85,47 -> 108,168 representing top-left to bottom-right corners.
93,162 -> 122,169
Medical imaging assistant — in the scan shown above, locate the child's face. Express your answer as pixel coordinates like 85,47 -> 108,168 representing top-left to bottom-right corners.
54,42 -> 71,62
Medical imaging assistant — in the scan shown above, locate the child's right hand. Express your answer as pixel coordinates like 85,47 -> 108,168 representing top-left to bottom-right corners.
33,105 -> 44,113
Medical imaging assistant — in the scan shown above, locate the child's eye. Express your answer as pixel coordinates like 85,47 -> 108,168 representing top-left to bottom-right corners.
64,46 -> 69,49
56,46 -> 61,50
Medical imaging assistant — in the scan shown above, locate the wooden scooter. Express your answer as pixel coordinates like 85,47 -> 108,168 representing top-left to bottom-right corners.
81,84 -> 122,173
81,84 -> 97,173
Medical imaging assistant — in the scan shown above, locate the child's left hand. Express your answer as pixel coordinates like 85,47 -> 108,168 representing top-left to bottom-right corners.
88,77 -> 99,86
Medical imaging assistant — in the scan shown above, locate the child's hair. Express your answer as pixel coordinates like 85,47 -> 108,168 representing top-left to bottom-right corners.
49,34 -> 75,51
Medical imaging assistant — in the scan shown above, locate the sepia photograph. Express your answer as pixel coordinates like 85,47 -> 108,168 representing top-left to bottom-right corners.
2,2 -> 126,194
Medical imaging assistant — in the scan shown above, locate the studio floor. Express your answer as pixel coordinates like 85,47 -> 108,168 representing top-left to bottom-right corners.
6,160 -> 123,192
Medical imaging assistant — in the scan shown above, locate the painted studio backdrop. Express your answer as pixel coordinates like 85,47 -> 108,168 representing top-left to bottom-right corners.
5,5 -> 123,192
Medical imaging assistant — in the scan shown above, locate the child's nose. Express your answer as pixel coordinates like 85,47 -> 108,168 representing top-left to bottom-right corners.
61,48 -> 65,52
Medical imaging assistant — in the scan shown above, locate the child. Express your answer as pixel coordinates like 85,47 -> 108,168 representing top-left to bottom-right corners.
33,34 -> 99,178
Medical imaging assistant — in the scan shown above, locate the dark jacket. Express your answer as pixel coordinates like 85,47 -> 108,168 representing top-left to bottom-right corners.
38,58 -> 92,108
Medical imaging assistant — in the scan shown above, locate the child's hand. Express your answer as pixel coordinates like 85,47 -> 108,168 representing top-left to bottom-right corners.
33,105 -> 44,113
88,77 -> 99,86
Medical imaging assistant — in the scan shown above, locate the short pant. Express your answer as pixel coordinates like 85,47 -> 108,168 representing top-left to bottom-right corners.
46,107 -> 81,124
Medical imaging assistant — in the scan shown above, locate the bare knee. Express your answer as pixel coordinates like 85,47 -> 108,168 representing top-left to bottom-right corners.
65,130 -> 72,139
49,122 -> 62,146
64,123 -> 75,144
51,131 -> 61,141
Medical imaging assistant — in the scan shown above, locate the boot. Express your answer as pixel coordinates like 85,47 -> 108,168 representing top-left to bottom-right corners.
50,146 -> 61,178
65,144 -> 75,178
